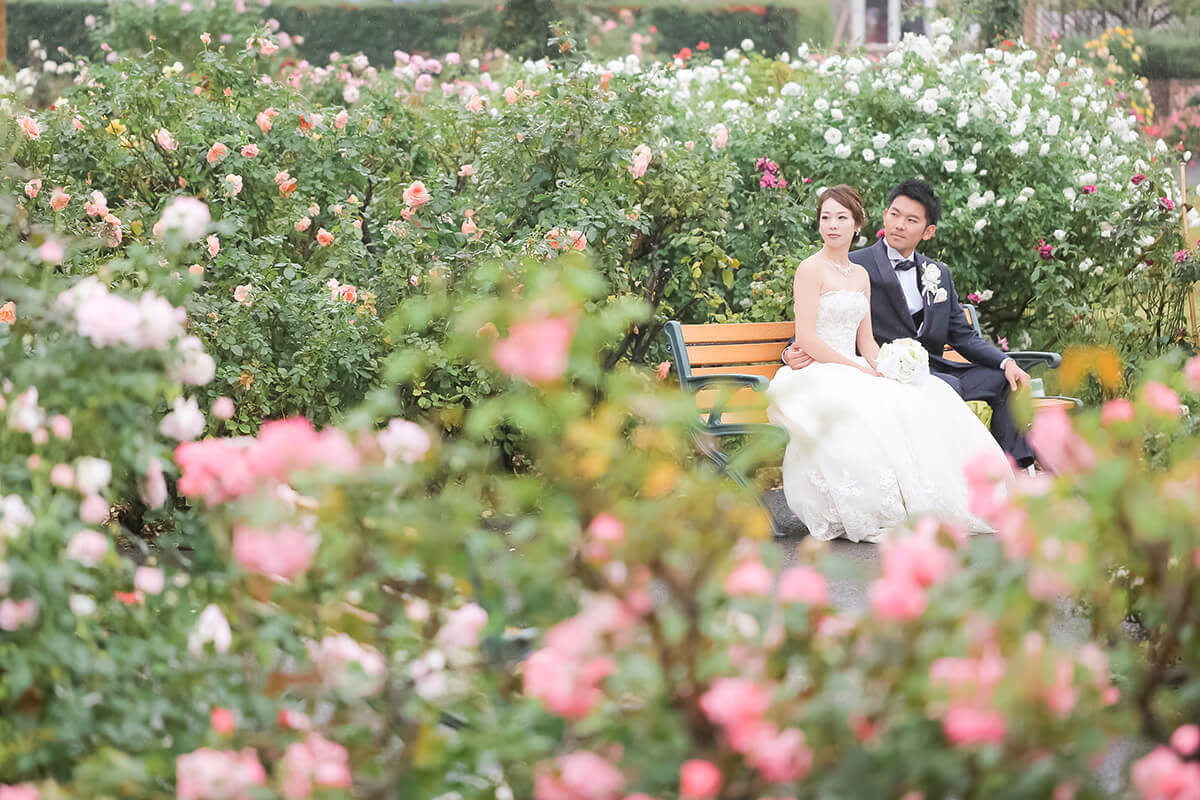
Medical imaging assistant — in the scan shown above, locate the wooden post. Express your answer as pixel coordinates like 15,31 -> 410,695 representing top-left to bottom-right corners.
0,0 -> 8,71
1183,163 -> 1199,345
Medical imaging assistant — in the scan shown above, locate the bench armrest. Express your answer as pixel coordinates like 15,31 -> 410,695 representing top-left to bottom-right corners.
681,373 -> 769,393
1008,351 -> 1062,369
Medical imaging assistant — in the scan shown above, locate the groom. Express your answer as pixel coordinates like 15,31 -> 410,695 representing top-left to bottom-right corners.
784,179 -> 1037,468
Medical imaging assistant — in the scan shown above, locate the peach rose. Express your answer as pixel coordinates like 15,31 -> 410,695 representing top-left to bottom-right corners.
50,187 -> 70,211
24,178 -> 42,198
402,180 -> 430,209
0,301 -> 16,325
206,142 -> 229,163
17,116 -> 41,140
316,228 -> 334,246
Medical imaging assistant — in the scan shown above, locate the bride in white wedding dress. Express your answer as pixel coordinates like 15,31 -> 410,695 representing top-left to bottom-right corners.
767,185 -> 1010,542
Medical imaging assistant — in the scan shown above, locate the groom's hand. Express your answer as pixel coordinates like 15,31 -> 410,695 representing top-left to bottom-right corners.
783,343 -> 813,370
1003,359 -> 1031,391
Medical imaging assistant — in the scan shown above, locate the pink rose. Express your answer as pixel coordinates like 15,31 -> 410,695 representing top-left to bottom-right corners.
80,494 -> 110,524
50,187 -> 70,211
746,725 -> 813,782
256,108 -> 279,133
777,565 -> 829,605
295,216 -> 312,232
679,760 -> 721,798
206,142 -> 229,163
867,575 -> 926,621
155,128 -> 178,151
24,178 -> 41,198
233,284 -> 253,306
724,558 -> 772,596
523,648 -> 613,720
1142,381 -> 1181,415
316,228 -> 334,246
712,124 -> 729,149
435,602 -> 488,650
942,705 -> 1007,746
334,109 -> 349,129
1131,745 -> 1200,800
1131,173 -> 1147,185
280,733 -> 352,799
176,747 -> 265,800
403,180 -> 430,209
66,528 -> 109,566
39,239 -> 64,264
0,598 -> 39,631
206,234 -> 220,257
135,565 -> 165,595
232,524 -> 318,581
585,513 -> 625,561
0,784 -> 39,800
699,677 -> 771,728
628,144 -> 652,178
212,397 -> 235,420
1185,356 -> 1200,393
211,707 -> 236,736
240,143 -> 259,158
1081,184 -> 1097,193
535,751 -> 625,800
1100,398 -> 1134,426
493,316 -> 574,383
17,116 -> 41,140
141,457 -> 168,509
1029,406 -> 1094,473
1172,724 -> 1200,757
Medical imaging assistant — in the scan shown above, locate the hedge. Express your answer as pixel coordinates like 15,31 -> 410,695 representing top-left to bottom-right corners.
5,0 -> 831,68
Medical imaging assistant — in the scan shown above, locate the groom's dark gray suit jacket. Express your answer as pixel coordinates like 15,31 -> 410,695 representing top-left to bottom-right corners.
850,238 -> 1007,373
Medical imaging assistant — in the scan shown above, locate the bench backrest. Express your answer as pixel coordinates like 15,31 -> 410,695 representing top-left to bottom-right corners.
664,320 -> 793,425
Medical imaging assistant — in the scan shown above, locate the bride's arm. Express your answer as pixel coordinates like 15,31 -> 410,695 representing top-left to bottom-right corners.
856,281 -> 881,369
793,260 -> 876,374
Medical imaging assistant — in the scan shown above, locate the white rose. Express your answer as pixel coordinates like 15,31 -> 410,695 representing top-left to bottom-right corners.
159,396 -> 206,441
862,148 -> 876,162
943,160 -> 957,173
974,218 -> 988,231
835,143 -> 852,158
74,457 -> 112,495
824,127 -> 843,146
188,604 -> 232,656
872,132 -> 891,149
1009,141 -> 1029,156
879,157 -> 896,168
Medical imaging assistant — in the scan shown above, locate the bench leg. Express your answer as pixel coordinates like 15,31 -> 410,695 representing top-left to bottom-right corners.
692,432 -> 785,538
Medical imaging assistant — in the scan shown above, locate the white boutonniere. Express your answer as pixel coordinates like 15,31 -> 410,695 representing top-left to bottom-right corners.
920,263 -> 948,303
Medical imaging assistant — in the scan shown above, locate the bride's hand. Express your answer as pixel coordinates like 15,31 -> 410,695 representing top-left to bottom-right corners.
858,364 -> 880,377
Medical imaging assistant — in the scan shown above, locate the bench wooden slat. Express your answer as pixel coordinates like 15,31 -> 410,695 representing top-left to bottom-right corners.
693,385 -> 770,412
691,363 -> 781,379
700,409 -> 772,425
1033,397 -> 1077,412
685,341 -> 792,366
943,347 -> 969,364
679,321 -> 795,344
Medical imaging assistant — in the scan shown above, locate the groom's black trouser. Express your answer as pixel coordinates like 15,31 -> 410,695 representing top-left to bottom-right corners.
931,362 -> 1036,468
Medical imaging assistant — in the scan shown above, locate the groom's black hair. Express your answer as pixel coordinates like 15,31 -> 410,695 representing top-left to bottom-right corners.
888,179 -> 942,227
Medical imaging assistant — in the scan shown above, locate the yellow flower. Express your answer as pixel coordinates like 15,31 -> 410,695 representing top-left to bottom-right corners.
106,119 -> 126,136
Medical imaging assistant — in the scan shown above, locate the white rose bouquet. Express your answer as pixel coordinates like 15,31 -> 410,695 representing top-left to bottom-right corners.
876,338 -> 930,385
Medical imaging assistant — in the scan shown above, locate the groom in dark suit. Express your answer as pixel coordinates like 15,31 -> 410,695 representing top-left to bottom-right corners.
784,179 -> 1037,468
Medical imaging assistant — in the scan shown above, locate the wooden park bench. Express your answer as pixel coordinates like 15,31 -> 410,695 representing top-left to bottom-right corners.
663,307 -> 1079,534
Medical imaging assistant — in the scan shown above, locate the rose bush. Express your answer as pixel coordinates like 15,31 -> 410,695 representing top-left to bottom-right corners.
8,197 -> 1200,796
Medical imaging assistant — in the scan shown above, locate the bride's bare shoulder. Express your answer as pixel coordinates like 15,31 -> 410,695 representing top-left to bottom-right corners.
794,254 -> 824,277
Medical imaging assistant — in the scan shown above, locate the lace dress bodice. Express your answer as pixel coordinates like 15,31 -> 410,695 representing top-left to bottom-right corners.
815,290 -> 868,359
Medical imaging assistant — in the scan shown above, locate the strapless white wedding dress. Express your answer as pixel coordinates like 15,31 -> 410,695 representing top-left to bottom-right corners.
767,290 -> 1008,542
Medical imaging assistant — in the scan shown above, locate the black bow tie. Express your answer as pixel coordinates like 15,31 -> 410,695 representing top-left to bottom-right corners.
894,259 -> 917,271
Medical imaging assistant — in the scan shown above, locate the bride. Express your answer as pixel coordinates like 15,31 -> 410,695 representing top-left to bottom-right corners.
767,185 -> 1010,542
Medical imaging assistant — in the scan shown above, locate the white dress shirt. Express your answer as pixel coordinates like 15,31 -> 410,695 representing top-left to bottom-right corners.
883,239 -> 924,315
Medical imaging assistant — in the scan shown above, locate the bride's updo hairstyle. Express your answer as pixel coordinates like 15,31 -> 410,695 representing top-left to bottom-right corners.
816,184 -> 866,232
